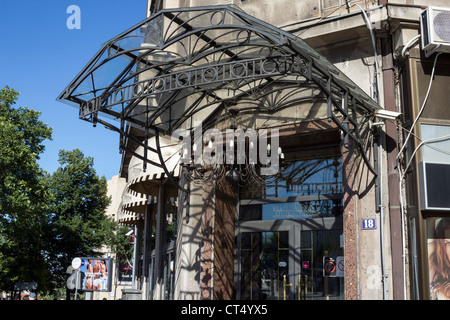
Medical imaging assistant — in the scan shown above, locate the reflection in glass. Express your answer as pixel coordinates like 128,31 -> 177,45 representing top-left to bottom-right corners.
240,157 -> 343,221
240,157 -> 342,200
300,230 -> 344,300
240,230 -> 344,300
241,232 -> 289,300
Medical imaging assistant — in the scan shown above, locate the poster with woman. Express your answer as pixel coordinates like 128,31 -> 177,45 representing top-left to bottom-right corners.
427,218 -> 450,300
79,258 -> 112,292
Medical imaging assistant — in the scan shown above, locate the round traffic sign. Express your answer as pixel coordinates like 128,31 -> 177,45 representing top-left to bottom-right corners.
338,259 -> 344,272
325,261 -> 336,273
71,257 -> 82,269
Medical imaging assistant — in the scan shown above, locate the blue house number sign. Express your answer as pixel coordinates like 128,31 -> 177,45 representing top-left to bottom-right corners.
362,218 -> 376,230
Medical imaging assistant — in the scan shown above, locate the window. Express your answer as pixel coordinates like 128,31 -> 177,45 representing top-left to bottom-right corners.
239,156 -> 343,221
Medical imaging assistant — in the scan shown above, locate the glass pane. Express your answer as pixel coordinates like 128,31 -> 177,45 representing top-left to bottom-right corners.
240,157 -> 342,200
421,124 -> 450,163
299,230 -> 344,300
261,199 -> 342,220
241,231 -> 289,300
241,232 -> 252,250
279,231 -> 289,249
164,253 -> 175,300
265,157 -> 342,198
301,230 -> 312,248
240,204 -> 262,222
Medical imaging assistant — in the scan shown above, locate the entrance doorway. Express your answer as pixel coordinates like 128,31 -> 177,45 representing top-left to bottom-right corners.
237,219 -> 344,300
236,156 -> 344,300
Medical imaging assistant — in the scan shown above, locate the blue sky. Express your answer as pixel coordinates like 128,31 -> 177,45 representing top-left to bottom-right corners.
0,0 -> 148,180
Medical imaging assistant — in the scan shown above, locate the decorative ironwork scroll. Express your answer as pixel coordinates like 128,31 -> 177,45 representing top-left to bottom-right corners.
58,5 -> 381,192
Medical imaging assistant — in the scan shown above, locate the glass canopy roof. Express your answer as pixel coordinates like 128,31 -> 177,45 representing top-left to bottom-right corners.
58,5 -> 382,187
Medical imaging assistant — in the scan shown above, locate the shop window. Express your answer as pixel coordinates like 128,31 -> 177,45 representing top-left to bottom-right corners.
239,156 -> 343,221
240,157 -> 342,199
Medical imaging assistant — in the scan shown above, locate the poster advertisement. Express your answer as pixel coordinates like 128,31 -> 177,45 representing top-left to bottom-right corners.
78,258 -> 112,292
427,218 -> 450,300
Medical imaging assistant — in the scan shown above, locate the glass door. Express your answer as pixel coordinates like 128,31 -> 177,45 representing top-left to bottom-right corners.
236,156 -> 344,300
237,221 -> 344,300
240,230 -> 291,300
298,229 -> 344,300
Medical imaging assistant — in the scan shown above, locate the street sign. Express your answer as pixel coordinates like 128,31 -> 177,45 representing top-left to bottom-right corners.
362,218 -> 376,230
323,257 -> 336,277
336,256 -> 344,277
71,257 -> 82,269
67,259 -> 82,291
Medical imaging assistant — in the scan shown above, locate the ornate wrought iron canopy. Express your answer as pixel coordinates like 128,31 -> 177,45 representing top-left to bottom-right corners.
58,5 -> 381,192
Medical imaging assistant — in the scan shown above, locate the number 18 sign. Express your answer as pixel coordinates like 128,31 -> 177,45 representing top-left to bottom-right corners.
362,218 -> 376,230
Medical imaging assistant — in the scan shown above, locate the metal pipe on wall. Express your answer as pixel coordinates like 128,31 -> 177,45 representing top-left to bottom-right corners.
381,35 -> 406,300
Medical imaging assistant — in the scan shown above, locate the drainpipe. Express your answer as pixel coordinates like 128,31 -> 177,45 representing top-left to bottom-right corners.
378,128 -> 388,300
377,0 -> 406,300
373,123 -> 387,300
380,30 -> 406,300
355,2 -> 388,299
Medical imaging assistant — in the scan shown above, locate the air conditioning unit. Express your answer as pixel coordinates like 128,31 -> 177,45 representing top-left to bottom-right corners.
420,6 -> 450,57
419,162 -> 450,211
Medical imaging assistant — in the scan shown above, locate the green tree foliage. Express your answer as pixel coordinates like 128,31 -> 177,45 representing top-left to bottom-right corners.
47,149 -> 117,288
0,86 -> 130,295
0,86 -> 53,292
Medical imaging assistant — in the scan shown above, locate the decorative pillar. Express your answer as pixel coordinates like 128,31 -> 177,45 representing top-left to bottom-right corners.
201,179 -> 214,299
342,140 -> 358,299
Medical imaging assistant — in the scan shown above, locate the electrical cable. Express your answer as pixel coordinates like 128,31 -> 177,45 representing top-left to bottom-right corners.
354,3 -> 381,103
401,34 -> 421,59
401,133 -> 450,180
392,121 -> 450,299
397,52 -> 442,161
382,51 -> 442,299
354,2 -> 386,298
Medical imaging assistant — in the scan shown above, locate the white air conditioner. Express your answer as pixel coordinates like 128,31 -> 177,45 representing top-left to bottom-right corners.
420,6 -> 450,57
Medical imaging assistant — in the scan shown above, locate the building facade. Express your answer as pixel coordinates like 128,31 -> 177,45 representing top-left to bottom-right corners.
59,0 -> 450,300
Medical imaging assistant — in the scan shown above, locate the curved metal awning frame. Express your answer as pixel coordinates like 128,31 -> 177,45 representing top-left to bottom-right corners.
58,5 -> 381,193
